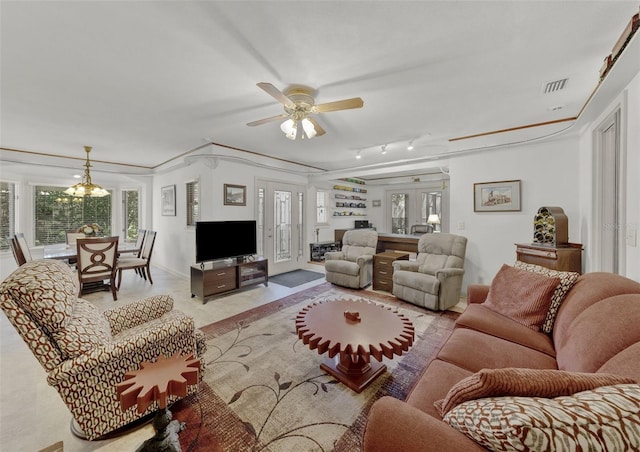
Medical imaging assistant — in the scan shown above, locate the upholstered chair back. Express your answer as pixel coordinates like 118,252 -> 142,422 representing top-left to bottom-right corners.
341,229 -> 378,261
415,233 -> 467,273
0,260 -> 77,372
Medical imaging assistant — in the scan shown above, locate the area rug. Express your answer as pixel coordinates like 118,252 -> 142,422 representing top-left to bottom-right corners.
268,269 -> 325,288
173,282 -> 458,451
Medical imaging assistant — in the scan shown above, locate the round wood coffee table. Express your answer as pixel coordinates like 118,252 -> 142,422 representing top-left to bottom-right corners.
295,298 -> 415,393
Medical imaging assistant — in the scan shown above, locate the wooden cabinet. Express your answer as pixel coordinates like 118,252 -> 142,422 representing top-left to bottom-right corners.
515,243 -> 583,273
191,258 -> 268,302
373,251 -> 409,292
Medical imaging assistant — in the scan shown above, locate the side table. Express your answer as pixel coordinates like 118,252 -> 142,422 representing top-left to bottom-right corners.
373,251 -> 409,292
116,353 -> 200,452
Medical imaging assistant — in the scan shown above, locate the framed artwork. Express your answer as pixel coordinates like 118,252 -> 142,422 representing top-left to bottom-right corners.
372,200 -> 382,207
224,183 -> 246,206
474,180 -> 521,212
161,185 -> 176,216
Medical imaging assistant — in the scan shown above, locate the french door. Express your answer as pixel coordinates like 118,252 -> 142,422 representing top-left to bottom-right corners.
257,179 -> 305,275
385,187 -> 447,234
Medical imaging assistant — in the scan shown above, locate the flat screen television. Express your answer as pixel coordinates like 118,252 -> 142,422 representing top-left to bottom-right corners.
196,220 -> 257,263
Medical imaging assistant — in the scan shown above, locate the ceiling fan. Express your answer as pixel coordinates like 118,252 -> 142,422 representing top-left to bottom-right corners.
247,82 -> 364,140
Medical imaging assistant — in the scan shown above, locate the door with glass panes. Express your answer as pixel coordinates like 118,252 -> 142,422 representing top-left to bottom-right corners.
385,188 -> 446,234
257,180 -> 305,275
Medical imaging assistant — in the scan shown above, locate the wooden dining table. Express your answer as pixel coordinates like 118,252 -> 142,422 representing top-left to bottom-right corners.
43,242 -> 140,260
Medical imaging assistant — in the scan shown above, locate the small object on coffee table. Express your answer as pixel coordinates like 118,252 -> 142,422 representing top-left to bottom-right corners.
296,299 -> 414,393
116,353 -> 200,452
344,310 -> 361,322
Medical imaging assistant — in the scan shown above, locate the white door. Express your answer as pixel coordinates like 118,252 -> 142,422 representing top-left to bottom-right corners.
594,109 -> 624,273
257,179 -> 305,275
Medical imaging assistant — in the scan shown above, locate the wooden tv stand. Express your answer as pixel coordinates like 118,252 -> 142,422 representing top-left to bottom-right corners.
190,257 -> 268,303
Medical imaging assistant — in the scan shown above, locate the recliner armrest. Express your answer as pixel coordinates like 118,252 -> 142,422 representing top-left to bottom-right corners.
467,284 -> 490,304
103,294 -> 174,335
434,267 -> 465,279
324,251 -> 345,261
356,254 -> 373,266
393,260 -> 420,272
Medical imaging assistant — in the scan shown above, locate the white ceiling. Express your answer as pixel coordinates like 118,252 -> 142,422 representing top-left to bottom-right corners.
1,1 -> 638,178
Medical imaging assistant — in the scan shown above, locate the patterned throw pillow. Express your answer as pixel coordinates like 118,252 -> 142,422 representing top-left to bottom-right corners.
436,368 -> 636,416
483,264 -> 561,331
53,298 -> 112,358
514,261 -> 580,333
443,384 -> 640,451
0,260 -> 77,334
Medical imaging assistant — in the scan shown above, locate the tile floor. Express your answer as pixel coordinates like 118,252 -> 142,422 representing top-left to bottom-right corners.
0,263 -> 465,451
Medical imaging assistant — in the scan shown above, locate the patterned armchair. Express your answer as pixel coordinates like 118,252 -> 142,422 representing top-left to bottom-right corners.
0,259 -> 206,440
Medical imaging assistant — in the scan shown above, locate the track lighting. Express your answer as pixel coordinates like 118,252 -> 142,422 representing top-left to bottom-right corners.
356,150 -> 362,159
381,145 -> 387,155
407,140 -> 414,151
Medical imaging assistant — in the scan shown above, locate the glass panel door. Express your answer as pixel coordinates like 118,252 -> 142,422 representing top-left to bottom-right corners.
274,190 -> 292,263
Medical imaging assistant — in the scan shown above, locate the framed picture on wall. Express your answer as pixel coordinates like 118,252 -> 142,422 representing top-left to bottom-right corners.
224,183 -> 246,206
474,179 -> 521,212
161,185 -> 176,216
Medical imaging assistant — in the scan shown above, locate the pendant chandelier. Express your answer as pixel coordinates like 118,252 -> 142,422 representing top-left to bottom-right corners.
64,146 -> 110,197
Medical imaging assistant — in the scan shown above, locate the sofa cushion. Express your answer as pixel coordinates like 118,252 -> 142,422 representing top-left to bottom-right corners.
406,359 -> 473,419
455,304 -> 556,356
0,259 -> 77,335
52,298 -> 112,358
443,384 -> 640,451
436,328 -> 558,373
483,264 -> 560,331
513,261 -> 580,333
436,367 -> 635,416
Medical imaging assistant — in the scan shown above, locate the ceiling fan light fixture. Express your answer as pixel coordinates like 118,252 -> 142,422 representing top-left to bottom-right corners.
301,118 -> 317,139
280,119 -> 297,140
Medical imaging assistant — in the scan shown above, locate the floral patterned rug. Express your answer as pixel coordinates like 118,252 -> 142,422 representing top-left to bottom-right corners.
173,283 -> 458,451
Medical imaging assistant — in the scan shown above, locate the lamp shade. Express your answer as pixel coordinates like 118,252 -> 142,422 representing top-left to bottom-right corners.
427,214 -> 440,225
280,119 -> 297,140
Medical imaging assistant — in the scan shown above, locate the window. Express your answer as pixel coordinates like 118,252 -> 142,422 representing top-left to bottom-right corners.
316,190 -> 329,224
186,180 -> 199,226
34,185 -> 112,246
0,182 -> 16,251
123,189 -> 139,243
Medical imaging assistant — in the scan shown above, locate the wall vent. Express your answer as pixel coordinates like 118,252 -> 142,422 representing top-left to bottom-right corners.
542,78 -> 569,94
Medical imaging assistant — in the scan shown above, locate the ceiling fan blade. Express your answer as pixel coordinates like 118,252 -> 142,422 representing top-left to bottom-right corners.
307,117 -> 326,136
257,82 -> 293,106
246,114 -> 288,127
314,97 -> 364,113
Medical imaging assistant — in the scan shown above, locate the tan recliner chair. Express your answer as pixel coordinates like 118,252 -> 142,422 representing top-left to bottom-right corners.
324,229 -> 378,289
392,233 -> 467,311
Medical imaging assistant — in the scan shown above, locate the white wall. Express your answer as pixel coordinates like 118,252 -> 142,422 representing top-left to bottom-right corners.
152,157 -> 307,278
449,136 -> 581,289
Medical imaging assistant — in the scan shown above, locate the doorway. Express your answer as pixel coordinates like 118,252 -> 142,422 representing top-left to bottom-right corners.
593,108 -> 625,273
257,179 -> 305,275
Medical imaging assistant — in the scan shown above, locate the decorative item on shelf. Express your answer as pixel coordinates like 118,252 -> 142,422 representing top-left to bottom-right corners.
427,214 -> 441,232
78,223 -> 103,237
65,146 -> 110,198
532,206 -> 568,246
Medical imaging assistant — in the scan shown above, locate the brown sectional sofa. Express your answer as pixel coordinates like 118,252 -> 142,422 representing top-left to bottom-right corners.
363,271 -> 640,451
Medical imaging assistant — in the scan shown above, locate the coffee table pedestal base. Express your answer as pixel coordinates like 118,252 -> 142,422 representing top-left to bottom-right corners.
320,355 -> 387,393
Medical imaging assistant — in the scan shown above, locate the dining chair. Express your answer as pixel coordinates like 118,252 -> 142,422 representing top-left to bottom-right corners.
117,230 -> 156,290
76,236 -> 119,301
66,231 -> 86,247
14,233 -> 33,263
10,237 -> 27,266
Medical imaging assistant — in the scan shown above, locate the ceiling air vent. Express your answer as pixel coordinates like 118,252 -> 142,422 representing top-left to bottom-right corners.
542,78 -> 569,94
